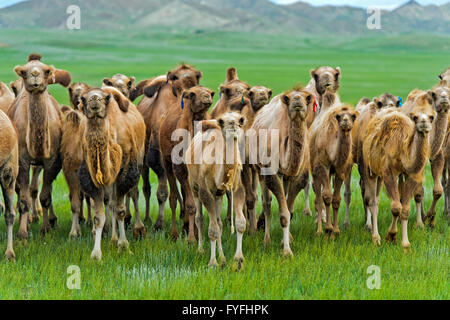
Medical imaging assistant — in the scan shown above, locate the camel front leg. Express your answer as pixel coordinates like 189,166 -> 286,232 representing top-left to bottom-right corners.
259,177 -> 272,246
148,147 -> 168,231
141,163 -> 152,224
30,165 -> 42,223
343,171 -> 352,229
3,184 -> 16,261
233,184 -> 246,271
91,192 -> 106,260
425,152 -> 445,227
214,195 -> 226,266
16,161 -> 31,241
40,158 -> 61,235
194,191 -> 204,254
383,170 -> 401,243
129,185 -> 146,239
400,177 -> 418,249
264,174 -> 293,257
199,189 -> 220,267
165,160 -> 180,241
174,163 -> 196,244
242,165 -> 257,234
115,194 -> 130,253
331,175 -> 344,237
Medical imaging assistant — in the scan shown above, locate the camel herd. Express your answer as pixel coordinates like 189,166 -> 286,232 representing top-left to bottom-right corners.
0,53 -> 449,268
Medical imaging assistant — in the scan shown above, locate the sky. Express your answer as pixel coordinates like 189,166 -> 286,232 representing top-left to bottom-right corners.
0,0 -> 449,9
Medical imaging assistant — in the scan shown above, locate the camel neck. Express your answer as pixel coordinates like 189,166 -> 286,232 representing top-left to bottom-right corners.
282,119 -> 307,176
334,129 -> 352,168
405,130 -> 428,175
27,91 -> 50,159
430,111 -> 448,159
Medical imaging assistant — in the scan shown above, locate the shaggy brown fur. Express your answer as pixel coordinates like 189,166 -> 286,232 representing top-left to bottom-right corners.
362,103 -> 435,248
79,87 -> 145,260
136,64 -> 202,229
186,112 -> 246,269
211,67 -> 251,119
310,104 -> 358,237
0,82 -> 14,113
403,87 -> 450,228
8,57 -> 67,239
159,86 -> 214,241
252,89 -> 314,256
0,110 -> 19,261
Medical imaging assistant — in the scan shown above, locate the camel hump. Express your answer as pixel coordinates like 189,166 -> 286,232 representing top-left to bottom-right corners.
64,109 -> 81,126
103,86 -> 130,112
48,69 -> 72,87
130,78 -> 155,101
27,53 -> 42,62
226,67 -> 238,83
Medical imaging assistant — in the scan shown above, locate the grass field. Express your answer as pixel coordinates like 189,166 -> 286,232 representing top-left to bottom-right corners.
0,29 -> 449,300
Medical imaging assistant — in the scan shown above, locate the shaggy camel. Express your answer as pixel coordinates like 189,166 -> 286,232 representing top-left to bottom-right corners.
0,82 -> 14,113
346,93 -> 402,229
159,85 -> 215,241
252,88 -> 314,256
8,55 -> 68,239
0,110 -> 18,261
310,104 -> 358,236
186,112 -> 246,268
134,64 -> 202,230
68,82 -> 91,110
77,87 -> 145,260
403,86 -> 450,228
362,96 -> 435,248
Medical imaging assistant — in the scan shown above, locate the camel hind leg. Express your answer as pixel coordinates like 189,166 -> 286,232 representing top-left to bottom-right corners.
1,164 -> 17,261
130,186 -> 146,239
424,152 -> 445,227
39,157 -> 62,236
16,161 -> 31,241
331,175 -> 344,238
232,184 -> 246,271
383,169 -> 402,244
199,188 -> 221,267
141,163 -> 152,224
30,166 -> 42,223
147,147 -> 168,231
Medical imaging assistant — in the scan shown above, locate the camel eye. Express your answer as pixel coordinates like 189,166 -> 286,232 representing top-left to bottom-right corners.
170,75 -> 178,81
127,81 -> 132,89
429,115 -> 434,123
69,88 -> 73,94
249,91 -> 254,98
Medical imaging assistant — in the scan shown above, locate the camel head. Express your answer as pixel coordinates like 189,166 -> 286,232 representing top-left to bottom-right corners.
218,112 -> 246,141
439,67 -> 450,83
407,92 -> 436,134
310,66 -> 341,95
282,90 -> 315,121
181,86 -> 215,115
103,74 -> 135,99
219,80 -> 250,102
429,86 -> 450,114
167,64 -> 202,97
335,106 -> 359,132
69,82 -> 91,110
374,93 -> 402,109
9,79 -> 22,97
249,86 -> 272,112
14,60 -> 55,94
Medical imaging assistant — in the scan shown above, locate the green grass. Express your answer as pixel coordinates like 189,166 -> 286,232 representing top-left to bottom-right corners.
0,29 -> 449,300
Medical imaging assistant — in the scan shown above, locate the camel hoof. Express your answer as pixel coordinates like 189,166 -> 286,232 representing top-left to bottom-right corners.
17,229 -> 28,241
316,230 -> 323,237
385,232 -> 397,243
198,246 -> 205,255
133,225 -> 147,239
90,249 -> 102,261
416,222 -> 425,229
109,236 -> 118,246
208,260 -> 219,268
182,221 -> 189,235
342,221 -> 350,230
425,216 -> 436,228
144,216 -> 152,224
365,224 -> 372,232
49,217 -> 58,229
282,248 -> 294,258
40,224 -> 51,236
170,231 -> 179,242
29,214 -> 40,224
153,220 -> 163,232
248,227 -> 257,236
263,236 -> 271,247
372,235 -> 381,246
232,256 -> 245,272
303,208 -> 312,217
219,255 -> 227,267
118,239 -> 129,251
5,250 -> 16,262
333,228 -> 341,237
69,230 -> 81,239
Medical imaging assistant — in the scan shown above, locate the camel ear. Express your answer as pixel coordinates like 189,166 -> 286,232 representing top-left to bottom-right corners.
167,71 -> 178,82
196,71 -> 202,83
305,94 -> 313,105
439,74 -> 443,80
220,85 -> 231,99
335,67 -> 342,79
48,69 -> 71,87
127,77 -> 135,89
10,81 -> 18,97
310,69 -> 318,81
210,91 -> 215,99
427,90 -> 437,103
352,111 -> 359,121
268,89 -> 273,100
239,116 -> 245,127
218,118 -> 225,128
103,78 -> 113,87
14,65 -> 27,79
282,95 -> 290,106
336,114 -> 342,122
226,67 -> 238,83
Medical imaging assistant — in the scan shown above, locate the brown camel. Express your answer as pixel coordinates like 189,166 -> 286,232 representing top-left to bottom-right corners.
252,88 -> 314,256
309,104 -> 358,237
362,97 -> 435,249
186,112 -> 246,269
0,82 -> 14,113
0,110 -> 18,261
346,93 -> 402,229
78,87 -> 145,260
103,74 -> 135,99
68,82 -> 91,110
8,55 -> 68,239
159,85 -> 214,241
134,64 -> 202,230
402,86 -> 450,228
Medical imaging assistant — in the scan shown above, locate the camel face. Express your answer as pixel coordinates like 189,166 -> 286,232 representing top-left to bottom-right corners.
410,111 -> 434,134
183,86 -> 215,113
69,83 -> 91,110
220,81 -> 250,102
14,61 -> 54,94
249,86 -> 272,111
282,91 -> 312,121
81,89 -> 110,119
336,107 -> 358,132
103,74 -> 135,99
167,64 -> 202,95
218,112 -> 245,141
431,86 -> 450,114
375,93 -> 401,109
310,66 -> 341,95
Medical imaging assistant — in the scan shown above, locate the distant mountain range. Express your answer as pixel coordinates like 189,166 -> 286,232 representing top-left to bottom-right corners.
0,0 -> 449,35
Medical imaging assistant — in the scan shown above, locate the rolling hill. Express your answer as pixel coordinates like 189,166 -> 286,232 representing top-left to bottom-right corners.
0,0 -> 449,35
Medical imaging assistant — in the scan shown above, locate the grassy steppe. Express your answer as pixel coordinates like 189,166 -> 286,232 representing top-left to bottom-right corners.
0,29 -> 448,300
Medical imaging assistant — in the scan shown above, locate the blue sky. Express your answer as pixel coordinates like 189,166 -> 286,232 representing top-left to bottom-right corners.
0,0 -> 448,9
